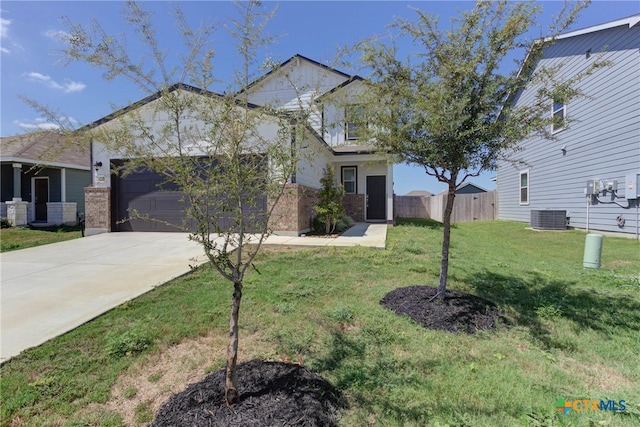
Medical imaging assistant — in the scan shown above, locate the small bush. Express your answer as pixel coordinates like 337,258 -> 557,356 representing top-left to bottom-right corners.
313,215 -> 354,234
1,217 -> 11,229
336,215 -> 354,232
105,329 -> 152,358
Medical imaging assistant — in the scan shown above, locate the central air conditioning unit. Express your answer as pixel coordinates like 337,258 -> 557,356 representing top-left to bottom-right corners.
530,210 -> 567,230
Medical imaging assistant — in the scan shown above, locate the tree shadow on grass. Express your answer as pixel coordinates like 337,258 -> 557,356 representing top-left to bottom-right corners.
468,270 -> 640,350
311,329 -> 436,425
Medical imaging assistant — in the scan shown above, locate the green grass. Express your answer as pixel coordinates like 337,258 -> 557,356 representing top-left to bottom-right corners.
0,225 -> 82,252
1,221 -> 639,426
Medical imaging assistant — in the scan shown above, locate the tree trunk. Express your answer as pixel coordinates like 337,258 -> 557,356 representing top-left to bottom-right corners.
225,280 -> 242,406
437,182 -> 457,300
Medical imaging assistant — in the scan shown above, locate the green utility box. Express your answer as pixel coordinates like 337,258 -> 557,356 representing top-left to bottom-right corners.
583,234 -> 603,269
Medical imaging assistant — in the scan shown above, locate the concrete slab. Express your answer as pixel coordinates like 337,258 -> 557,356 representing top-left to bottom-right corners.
0,233 -> 208,362
0,224 -> 386,362
265,223 -> 387,249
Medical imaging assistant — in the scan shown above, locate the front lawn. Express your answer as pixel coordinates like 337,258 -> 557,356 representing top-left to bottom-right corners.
0,225 -> 82,252
1,221 -> 638,426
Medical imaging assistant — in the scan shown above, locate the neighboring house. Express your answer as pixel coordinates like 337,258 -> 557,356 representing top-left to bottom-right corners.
404,190 -> 433,197
85,55 -> 393,235
453,183 -> 488,195
0,132 -> 90,226
497,15 -> 640,236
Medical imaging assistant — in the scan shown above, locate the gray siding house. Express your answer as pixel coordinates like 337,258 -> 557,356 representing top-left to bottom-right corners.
497,15 -> 640,237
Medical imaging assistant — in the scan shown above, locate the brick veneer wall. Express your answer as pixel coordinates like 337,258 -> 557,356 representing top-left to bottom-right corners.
269,184 -> 318,235
84,187 -> 110,234
343,193 -> 365,222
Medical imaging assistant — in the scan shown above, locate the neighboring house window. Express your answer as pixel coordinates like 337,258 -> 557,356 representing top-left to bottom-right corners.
345,105 -> 364,140
341,166 -> 357,194
519,170 -> 529,205
552,99 -> 566,133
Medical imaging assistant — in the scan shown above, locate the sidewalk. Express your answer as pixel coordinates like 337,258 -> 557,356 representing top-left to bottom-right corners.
265,223 -> 387,249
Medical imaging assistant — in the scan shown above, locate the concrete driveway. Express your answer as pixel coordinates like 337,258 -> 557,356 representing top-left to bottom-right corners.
0,233 -> 207,362
0,224 -> 386,363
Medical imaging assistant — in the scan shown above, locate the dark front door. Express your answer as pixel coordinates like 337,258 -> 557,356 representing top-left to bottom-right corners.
34,178 -> 49,221
366,175 -> 386,221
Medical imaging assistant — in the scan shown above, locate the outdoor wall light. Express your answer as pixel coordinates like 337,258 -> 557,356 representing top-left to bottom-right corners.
93,161 -> 103,171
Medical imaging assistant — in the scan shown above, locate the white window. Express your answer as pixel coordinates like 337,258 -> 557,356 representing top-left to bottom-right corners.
552,99 -> 566,133
345,105 -> 364,140
519,170 -> 529,205
341,166 -> 357,194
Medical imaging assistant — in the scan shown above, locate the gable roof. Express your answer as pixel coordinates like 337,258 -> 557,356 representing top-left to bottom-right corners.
237,54 -> 353,96
316,75 -> 365,100
0,131 -> 90,169
82,82 -> 264,131
502,13 -> 640,118
455,182 -> 488,193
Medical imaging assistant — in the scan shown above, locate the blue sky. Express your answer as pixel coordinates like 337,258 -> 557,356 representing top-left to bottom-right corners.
1,1 -> 638,195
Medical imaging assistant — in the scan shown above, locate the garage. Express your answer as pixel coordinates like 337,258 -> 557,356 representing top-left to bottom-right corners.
110,160 -> 267,232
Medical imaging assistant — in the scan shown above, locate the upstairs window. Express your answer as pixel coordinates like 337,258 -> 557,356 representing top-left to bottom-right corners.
552,99 -> 566,133
345,105 -> 365,141
341,166 -> 357,194
519,170 -> 529,205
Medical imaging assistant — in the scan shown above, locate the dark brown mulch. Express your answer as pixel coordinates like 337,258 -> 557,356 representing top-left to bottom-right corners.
150,359 -> 344,427
380,285 -> 506,334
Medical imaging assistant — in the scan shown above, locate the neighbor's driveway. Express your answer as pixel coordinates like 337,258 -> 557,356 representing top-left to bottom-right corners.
0,233 -> 207,362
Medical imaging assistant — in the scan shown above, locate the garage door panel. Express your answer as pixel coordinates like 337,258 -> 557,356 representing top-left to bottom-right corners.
111,160 -> 266,232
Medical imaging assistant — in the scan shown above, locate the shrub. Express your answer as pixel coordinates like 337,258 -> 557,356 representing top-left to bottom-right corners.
314,165 -> 345,234
1,217 -> 11,228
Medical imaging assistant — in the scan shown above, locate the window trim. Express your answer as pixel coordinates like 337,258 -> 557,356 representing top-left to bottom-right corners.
519,169 -> 529,206
551,99 -> 566,133
341,166 -> 357,194
345,105 -> 364,141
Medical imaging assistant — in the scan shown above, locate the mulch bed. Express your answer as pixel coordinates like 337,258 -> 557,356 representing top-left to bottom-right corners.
381,285 -> 506,334
151,359 -> 344,427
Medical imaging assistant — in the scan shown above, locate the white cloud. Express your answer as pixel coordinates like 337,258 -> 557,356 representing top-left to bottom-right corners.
25,71 -> 86,93
14,118 -> 61,131
1,16 -> 11,54
14,116 -> 78,131
63,81 -> 86,93
44,29 -> 71,43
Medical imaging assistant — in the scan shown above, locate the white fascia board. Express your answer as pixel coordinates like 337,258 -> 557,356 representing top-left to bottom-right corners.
554,14 -> 640,41
0,156 -> 91,171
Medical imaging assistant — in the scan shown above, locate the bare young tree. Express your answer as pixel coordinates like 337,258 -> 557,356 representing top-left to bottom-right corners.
30,0 -> 315,405
358,0 -> 607,300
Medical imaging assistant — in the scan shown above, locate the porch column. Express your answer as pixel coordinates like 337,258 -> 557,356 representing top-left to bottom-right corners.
61,168 -> 67,202
12,163 -> 22,201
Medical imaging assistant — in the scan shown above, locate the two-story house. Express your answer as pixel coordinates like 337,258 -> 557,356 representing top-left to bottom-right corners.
85,55 -> 393,235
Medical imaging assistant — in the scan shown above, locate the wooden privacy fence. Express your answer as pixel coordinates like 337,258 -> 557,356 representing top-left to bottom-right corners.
395,191 -> 496,223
